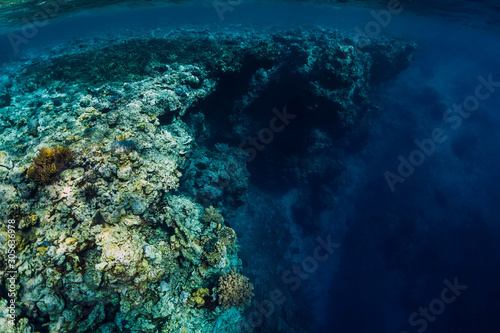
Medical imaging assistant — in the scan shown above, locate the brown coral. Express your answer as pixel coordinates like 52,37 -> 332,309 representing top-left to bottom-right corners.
217,269 -> 254,309
26,146 -> 73,185
201,205 -> 224,224
218,227 -> 236,246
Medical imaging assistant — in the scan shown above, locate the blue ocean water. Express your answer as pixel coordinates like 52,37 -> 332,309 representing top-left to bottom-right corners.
1,1 -> 499,333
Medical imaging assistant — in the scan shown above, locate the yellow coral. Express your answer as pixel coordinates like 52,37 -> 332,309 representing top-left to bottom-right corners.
190,288 -> 210,307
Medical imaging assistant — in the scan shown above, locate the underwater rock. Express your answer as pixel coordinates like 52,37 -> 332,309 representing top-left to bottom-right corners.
96,322 -> 117,333
0,93 -> 10,107
37,294 -> 65,316
129,197 -> 147,215
0,150 -> 12,170
27,118 -> 39,137
98,163 -> 117,179
0,74 -> 12,89
95,227 -> 145,282
110,140 -> 136,155
116,164 -> 132,180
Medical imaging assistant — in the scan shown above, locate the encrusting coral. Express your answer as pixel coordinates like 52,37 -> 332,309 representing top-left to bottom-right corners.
26,146 -> 73,185
189,288 -> 210,308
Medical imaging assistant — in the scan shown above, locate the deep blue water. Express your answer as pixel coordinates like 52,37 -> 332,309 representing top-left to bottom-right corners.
310,42 -> 500,331
1,2 -> 500,333
229,5 -> 500,333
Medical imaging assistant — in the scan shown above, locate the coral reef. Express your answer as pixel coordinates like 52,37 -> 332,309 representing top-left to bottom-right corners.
0,24 -> 415,333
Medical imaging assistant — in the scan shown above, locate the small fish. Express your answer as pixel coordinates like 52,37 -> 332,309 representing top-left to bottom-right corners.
82,127 -> 96,138
105,93 -> 120,101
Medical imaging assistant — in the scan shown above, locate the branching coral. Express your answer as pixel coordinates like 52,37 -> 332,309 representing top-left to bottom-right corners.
26,146 -> 73,185
217,269 -> 254,309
